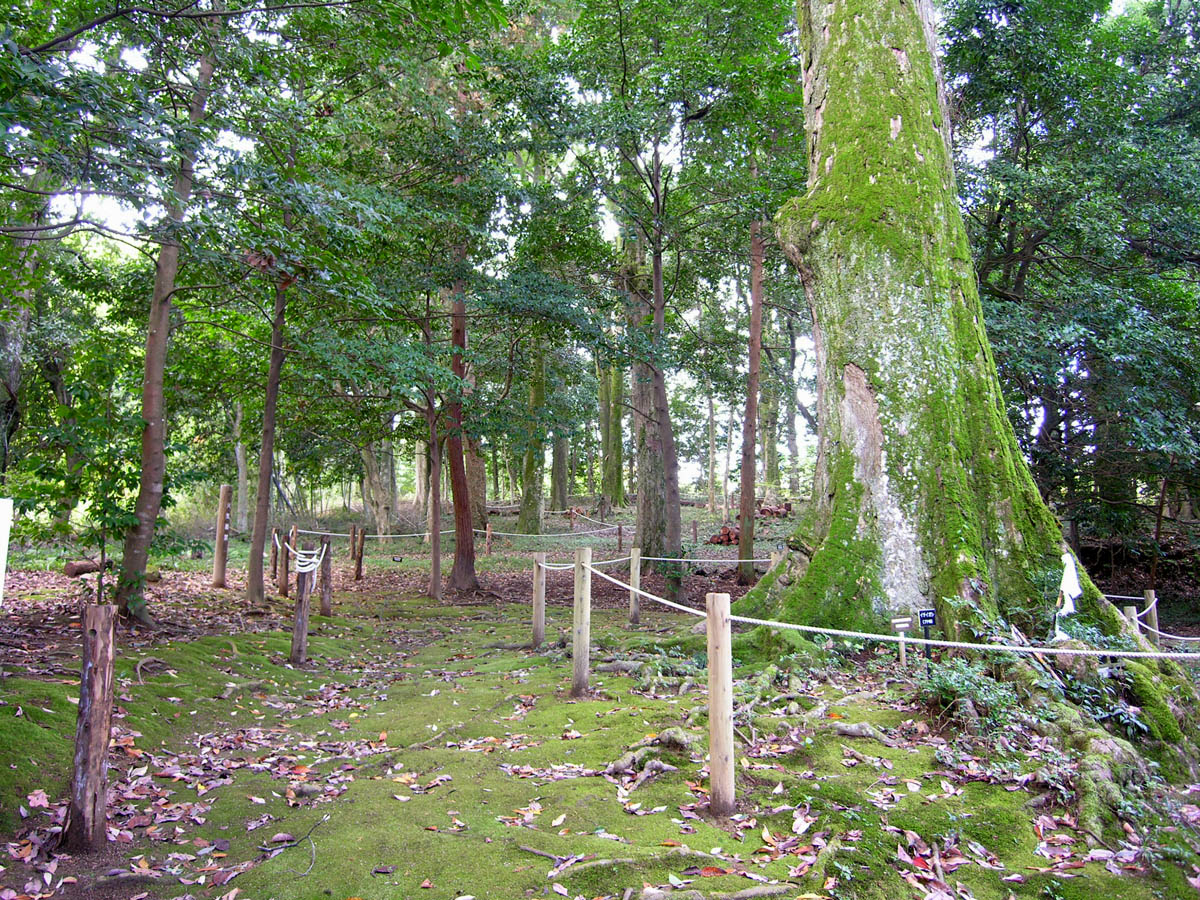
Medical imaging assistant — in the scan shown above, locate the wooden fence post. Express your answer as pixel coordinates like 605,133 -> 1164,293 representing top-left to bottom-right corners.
290,542 -> 314,665
629,547 -> 641,625
706,591 -> 735,817
277,527 -> 291,597
1144,589 -> 1159,647
486,523 -> 493,555
212,484 -> 231,588
532,553 -> 546,648
571,547 -> 592,698
319,535 -> 333,617
269,527 -> 279,579
354,527 -> 365,581
64,604 -> 116,852
617,524 -> 623,553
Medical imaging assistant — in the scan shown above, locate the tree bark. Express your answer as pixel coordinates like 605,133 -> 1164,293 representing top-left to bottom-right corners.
414,439 -> 429,524
466,437 -> 488,531
516,352 -> 546,534
233,402 -> 249,533
605,367 -> 625,508
426,406 -> 443,599
707,395 -> 717,512
246,279 -> 289,605
745,0 -> 1095,639
551,434 -> 569,510
738,218 -> 765,584
445,274 -> 478,590
116,50 -> 216,621
361,443 -> 392,535
598,362 -> 612,516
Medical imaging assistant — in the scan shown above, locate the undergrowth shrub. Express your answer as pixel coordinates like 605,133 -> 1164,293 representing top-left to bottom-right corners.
918,657 -> 1019,734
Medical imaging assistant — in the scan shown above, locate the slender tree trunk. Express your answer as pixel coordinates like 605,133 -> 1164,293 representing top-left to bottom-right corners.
551,435 -> 569,510
117,50 -> 216,621
707,395 -> 717,513
738,217 -> 765,584
606,367 -> 625,507
723,403 -> 735,520
426,405 -> 443,599
361,443 -> 392,535
598,363 -> 612,516
466,438 -> 488,531
414,439 -> 429,524
517,352 -> 546,533
246,279 -> 289,605
233,402 -> 249,533
446,274 -> 478,590
784,318 -> 801,497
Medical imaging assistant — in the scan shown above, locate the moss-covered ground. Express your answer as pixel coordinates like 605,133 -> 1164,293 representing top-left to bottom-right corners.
2,542 -> 1198,899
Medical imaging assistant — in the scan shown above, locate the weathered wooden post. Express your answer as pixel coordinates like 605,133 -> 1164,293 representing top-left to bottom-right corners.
349,524 -> 358,562
629,547 -> 641,625
571,547 -> 592,698
891,615 -> 913,667
319,535 -> 333,617
277,527 -> 291,597
290,542 -> 314,665
212,484 -> 231,588
269,526 -> 279,579
485,522 -> 493,555
568,509 -> 576,531
532,553 -> 546,648
617,523 -> 623,553
64,604 -> 116,852
1144,589 -> 1159,648
354,527 -> 365,581
706,591 -> 734,817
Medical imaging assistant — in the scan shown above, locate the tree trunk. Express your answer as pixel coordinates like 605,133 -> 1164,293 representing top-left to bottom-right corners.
361,443 -> 392,536
517,352 -> 546,534
466,437 -> 488,531
707,395 -> 717,513
784,317 -> 801,497
414,439 -> 429,523
233,402 -> 249,533
744,0 -> 1100,641
760,379 -> 780,499
723,403 -> 734,520
605,367 -> 625,508
597,363 -> 612,516
445,274 -> 478,590
738,218 -> 765,584
246,280 -> 289,605
116,50 -> 216,621
426,407 -> 443,599
551,434 -> 569,510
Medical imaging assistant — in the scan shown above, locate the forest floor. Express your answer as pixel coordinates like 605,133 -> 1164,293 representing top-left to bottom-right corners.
3,515 -> 1200,900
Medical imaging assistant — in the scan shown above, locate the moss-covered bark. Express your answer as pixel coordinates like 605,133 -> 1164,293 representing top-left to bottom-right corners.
734,0 -> 1198,777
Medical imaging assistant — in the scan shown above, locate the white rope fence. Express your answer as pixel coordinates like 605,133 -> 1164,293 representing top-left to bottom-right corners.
576,562 -> 1200,663
273,533 -> 328,573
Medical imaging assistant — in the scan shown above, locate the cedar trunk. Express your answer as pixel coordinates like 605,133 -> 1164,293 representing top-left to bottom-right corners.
550,435 -> 569,510
446,277 -> 478,590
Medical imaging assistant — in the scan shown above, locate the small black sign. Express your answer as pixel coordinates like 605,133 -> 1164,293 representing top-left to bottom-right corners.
918,608 -> 937,628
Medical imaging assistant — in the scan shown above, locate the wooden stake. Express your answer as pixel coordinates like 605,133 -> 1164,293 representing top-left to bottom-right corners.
269,527 -> 279,578
354,527 -> 365,581
319,535 -> 332,617
485,522 -> 493,555
898,633 -> 907,667
629,547 -> 641,625
290,542 -> 313,665
571,546 -> 592,698
64,604 -> 116,852
277,527 -> 290,597
617,523 -> 623,553
532,552 -> 546,648
1144,589 -> 1159,647
705,591 -> 735,817
212,484 -> 231,588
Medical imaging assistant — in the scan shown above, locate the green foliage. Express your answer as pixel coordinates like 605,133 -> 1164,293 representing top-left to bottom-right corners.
917,657 -> 1020,734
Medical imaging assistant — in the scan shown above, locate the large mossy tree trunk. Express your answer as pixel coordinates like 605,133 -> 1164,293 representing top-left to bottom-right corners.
738,0 -> 1109,640
735,0 -> 1200,792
